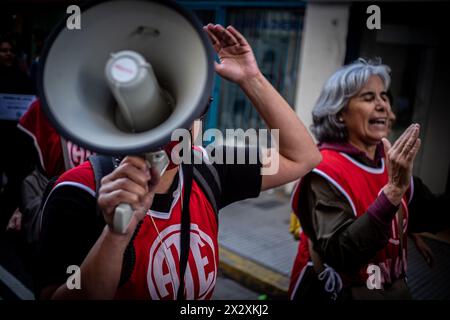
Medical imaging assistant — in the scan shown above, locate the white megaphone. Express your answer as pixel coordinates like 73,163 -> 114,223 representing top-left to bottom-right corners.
38,0 -> 214,233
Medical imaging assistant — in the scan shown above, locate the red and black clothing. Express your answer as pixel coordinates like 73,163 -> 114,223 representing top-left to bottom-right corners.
18,99 -> 93,178
289,142 -> 412,299
17,99 -> 65,178
36,147 -> 261,299
15,100 -> 93,244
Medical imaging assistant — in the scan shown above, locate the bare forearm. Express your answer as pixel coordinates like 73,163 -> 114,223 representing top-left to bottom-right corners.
240,73 -> 320,190
51,226 -> 130,299
240,73 -> 318,164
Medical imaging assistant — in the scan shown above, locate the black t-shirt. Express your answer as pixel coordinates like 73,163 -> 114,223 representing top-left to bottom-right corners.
35,146 -> 262,297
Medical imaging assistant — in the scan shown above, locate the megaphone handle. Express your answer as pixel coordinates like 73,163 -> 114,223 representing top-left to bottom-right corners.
113,203 -> 134,234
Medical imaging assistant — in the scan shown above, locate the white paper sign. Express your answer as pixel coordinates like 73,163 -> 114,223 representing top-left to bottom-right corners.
0,93 -> 36,121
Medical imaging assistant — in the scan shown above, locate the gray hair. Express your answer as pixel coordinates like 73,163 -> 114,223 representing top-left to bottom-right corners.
311,58 -> 391,143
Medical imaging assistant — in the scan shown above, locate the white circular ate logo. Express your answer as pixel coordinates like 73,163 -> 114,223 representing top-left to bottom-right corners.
147,224 -> 217,300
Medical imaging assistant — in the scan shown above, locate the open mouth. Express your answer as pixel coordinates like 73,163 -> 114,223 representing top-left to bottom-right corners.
368,118 -> 387,126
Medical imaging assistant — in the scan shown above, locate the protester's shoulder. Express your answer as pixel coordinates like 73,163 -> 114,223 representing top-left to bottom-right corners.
18,98 -> 41,127
295,171 -> 348,204
309,172 -> 343,196
54,160 -> 95,193
18,100 -> 36,133
315,149 -> 344,170
18,98 -> 57,136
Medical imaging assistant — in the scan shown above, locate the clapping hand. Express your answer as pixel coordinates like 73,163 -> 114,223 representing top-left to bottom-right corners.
382,124 -> 421,205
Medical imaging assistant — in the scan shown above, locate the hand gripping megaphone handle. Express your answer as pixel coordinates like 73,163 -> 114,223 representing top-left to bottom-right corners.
112,150 -> 170,234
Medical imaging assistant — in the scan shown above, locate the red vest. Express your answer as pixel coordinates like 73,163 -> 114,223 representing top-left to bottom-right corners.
55,159 -> 219,300
289,149 -> 410,297
18,99 -> 93,177
114,176 -> 218,300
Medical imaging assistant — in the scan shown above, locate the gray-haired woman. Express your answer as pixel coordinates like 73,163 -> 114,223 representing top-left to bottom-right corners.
289,59 -> 421,300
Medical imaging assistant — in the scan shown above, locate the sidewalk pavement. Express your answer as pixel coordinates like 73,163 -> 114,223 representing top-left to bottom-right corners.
218,190 -> 296,299
218,190 -> 450,300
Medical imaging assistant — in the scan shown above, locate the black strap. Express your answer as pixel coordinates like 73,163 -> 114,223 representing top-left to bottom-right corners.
89,155 -> 116,222
88,155 -> 116,195
192,148 -> 221,219
177,159 -> 193,300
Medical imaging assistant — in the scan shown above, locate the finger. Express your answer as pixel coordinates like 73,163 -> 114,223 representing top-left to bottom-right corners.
142,191 -> 156,211
204,23 -> 221,41
391,123 -> 415,151
391,123 -> 415,149
214,60 -> 225,75
406,138 -> 421,162
401,125 -> 420,155
203,25 -> 221,51
98,189 -> 142,214
205,24 -> 222,40
226,25 -> 249,47
121,156 -> 149,172
381,137 -> 392,155
103,162 -> 150,188
100,177 -> 148,201
213,24 -> 239,47
204,24 -> 219,42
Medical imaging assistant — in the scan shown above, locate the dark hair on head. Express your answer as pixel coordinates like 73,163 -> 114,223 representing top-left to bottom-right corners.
0,35 -> 15,48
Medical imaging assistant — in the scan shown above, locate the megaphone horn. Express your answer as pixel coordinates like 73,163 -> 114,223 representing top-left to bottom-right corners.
38,0 -> 215,233
38,0 -> 214,156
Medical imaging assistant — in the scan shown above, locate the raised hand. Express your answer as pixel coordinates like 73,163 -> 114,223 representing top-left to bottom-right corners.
203,23 -> 261,85
382,123 -> 421,205
97,156 -> 160,234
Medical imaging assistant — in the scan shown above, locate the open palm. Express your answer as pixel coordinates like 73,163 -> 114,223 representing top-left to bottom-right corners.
204,24 -> 260,85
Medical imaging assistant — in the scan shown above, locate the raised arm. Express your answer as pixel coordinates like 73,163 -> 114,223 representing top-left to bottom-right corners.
204,24 -> 321,190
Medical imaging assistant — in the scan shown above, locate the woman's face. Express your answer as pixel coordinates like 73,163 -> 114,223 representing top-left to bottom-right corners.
341,75 -> 390,150
0,42 -> 15,67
